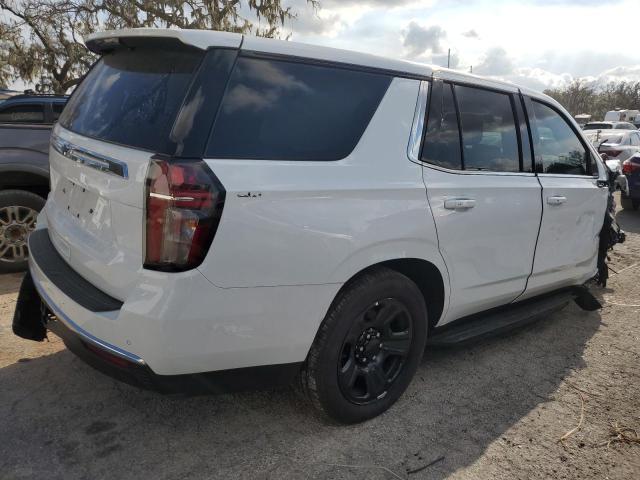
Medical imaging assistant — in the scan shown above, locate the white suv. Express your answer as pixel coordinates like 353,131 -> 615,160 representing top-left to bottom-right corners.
14,29 -> 609,423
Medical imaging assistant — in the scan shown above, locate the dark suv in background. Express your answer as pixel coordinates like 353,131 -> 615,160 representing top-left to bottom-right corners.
0,93 -> 67,273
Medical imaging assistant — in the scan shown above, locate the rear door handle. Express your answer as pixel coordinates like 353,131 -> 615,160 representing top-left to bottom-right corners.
547,195 -> 567,206
444,198 -> 476,210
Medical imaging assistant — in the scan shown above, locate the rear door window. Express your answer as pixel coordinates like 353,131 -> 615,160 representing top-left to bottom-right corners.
530,101 -> 590,175
206,57 -> 391,160
454,85 -> 520,172
59,47 -> 204,154
0,104 -> 45,123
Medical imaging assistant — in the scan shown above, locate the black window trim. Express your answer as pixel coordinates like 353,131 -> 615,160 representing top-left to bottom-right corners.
417,79 -> 535,176
526,96 -> 596,178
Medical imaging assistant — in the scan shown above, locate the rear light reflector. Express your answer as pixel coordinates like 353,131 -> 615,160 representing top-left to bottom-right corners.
144,157 -> 225,272
622,159 -> 640,175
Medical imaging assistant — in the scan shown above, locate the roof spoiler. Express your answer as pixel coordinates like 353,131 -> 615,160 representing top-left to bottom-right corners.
85,28 -> 242,54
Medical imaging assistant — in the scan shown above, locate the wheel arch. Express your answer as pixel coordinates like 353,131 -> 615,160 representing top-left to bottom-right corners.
331,257 -> 448,331
0,167 -> 50,198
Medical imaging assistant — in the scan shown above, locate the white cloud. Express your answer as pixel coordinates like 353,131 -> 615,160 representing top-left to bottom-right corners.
402,22 -> 446,57
474,47 -> 514,76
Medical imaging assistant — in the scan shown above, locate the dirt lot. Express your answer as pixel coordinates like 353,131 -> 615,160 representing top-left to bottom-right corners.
1,203 -> 639,480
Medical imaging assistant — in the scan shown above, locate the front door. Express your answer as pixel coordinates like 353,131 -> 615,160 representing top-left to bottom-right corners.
522,98 -> 608,298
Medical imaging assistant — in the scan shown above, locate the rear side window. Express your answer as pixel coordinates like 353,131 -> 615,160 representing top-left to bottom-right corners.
0,104 -> 44,123
531,101 -> 589,175
206,58 -> 391,160
59,48 -> 204,154
421,83 -> 461,169
455,85 -> 519,172
631,133 -> 640,146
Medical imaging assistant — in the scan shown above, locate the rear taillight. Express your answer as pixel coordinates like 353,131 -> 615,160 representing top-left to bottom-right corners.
622,159 -> 640,175
144,157 -> 225,272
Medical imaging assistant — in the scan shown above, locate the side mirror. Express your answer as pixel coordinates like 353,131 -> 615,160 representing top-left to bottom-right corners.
600,153 -> 609,161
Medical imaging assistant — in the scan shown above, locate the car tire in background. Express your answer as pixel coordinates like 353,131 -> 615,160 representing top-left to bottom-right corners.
298,266 -> 428,424
620,193 -> 640,211
0,190 -> 45,274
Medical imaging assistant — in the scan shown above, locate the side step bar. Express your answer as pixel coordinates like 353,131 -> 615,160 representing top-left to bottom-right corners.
427,289 -> 585,346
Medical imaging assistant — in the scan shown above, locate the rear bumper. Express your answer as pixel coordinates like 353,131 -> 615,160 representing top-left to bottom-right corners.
20,261 -> 302,394
44,310 -> 301,395
25,220 -> 336,379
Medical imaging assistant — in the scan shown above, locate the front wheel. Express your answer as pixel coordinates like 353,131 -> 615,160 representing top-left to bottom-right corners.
0,190 -> 45,274
299,267 -> 428,424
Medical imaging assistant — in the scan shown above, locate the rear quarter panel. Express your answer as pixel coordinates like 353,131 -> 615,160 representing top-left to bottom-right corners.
200,77 -> 449,296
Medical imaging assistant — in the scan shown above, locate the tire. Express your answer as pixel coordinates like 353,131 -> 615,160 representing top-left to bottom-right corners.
620,194 -> 639,211
299,266 -> 428,424
0,190 -> 45,274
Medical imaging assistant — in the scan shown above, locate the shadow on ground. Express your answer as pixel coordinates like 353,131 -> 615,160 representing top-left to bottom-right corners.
1,302 -> 601,480
616,208 -> 640,234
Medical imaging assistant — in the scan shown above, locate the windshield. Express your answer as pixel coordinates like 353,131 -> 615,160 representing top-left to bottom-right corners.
584,123 -> 613,130
59,47 -> 204,153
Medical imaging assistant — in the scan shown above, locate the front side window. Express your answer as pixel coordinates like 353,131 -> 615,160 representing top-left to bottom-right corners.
531,101 -> 589,175
0,104 -> 45,123
206,57 -> 391,160
631,133 -> 640,146
455,85 -> 519,172
421,82 -> 462,169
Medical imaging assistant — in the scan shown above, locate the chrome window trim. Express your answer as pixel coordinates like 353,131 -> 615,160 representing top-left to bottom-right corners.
51,134 -> 129,179
407,80 -> 429,163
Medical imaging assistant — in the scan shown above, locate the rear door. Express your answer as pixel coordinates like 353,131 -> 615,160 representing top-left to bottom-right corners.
521,97 -> 608,298
420,79 -> 543,322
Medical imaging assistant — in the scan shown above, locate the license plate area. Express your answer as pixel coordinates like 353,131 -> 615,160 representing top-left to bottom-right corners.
55,178 -> 109,228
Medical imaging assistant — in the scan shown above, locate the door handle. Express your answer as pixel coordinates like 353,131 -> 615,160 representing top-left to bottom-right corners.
547,195 -> 567,206
444,198 -> 476,210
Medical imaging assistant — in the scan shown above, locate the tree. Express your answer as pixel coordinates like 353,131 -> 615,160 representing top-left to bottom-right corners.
0,0 -> 318,94
545,80 -> 640,120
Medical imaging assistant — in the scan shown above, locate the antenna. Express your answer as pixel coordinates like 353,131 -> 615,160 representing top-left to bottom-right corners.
447,49 -> 451,68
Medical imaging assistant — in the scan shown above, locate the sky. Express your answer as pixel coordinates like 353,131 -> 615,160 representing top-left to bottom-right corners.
283,0 -> 640,92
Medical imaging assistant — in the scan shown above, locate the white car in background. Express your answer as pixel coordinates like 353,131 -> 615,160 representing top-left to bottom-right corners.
13,28 -> 610,424
583,121 -> 637,131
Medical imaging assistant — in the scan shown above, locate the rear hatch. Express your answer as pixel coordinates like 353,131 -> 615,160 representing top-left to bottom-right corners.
45,36 -> 231,300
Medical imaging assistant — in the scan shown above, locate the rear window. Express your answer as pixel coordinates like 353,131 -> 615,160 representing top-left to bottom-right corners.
59,48 -> 203,153
584,123 -> 612,130
206,57 -> 391,160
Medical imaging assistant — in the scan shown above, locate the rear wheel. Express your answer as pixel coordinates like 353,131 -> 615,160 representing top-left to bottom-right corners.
0,190 -> 45,273
621,194 -> 639,211
299,267 -> 428,423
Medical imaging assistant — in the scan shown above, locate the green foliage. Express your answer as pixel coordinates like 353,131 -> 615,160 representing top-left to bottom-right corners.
0,0 -> 318,93
545,79 -> 640,120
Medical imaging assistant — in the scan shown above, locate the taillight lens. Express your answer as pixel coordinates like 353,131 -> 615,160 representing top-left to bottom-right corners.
622,159 -> 640,175
144,157 -> 225,272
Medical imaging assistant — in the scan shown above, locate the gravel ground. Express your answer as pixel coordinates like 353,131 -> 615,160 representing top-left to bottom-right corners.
1,199 -> 639,480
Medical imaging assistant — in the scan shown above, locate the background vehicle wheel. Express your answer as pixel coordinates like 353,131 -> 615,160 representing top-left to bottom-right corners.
0,190 -> 45,274
299,266 -> 428,424
620,194 -> 639,211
